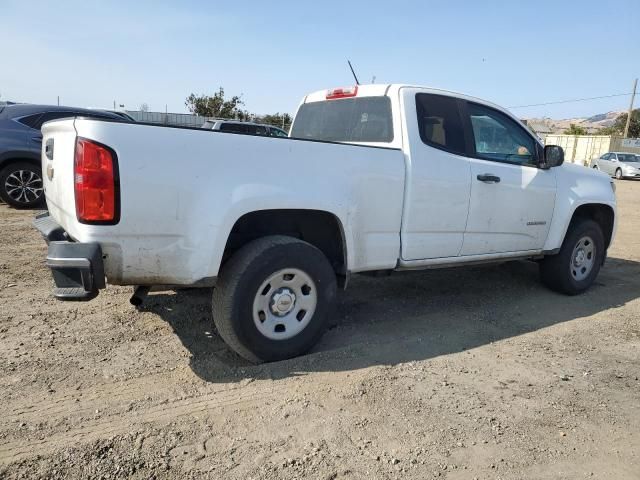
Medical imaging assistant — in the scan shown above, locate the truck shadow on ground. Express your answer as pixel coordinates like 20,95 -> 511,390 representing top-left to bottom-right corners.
139,257 -> 640,383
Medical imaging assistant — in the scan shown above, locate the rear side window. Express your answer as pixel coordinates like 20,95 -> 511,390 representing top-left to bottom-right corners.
16,113 -> 43,129
618,153 -> 636,162
270,127 -> 288,137
415,93 -> 466,155
249,125 -> 268,136
220,123 -> 248,134
291,97 -> 393,143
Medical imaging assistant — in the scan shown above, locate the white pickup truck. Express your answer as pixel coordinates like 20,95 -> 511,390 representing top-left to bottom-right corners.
35,84 -> 616,362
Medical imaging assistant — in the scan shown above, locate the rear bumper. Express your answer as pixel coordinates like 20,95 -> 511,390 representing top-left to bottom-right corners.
34,212 -> 105,301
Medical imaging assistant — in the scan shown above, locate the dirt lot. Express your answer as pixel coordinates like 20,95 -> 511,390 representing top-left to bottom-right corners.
0,182 -> 639,480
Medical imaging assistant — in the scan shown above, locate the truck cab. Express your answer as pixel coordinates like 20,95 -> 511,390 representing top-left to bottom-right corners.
291,84 -> 615,265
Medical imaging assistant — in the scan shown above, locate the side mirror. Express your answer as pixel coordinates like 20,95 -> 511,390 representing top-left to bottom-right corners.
541,145 -> 564,169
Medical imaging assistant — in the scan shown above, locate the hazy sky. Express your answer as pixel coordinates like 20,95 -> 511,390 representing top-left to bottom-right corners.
1,0 -> 638,118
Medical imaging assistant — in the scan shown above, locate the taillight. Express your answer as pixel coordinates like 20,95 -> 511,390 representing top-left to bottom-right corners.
74,138 -> 119,224
326,85 -> 358,100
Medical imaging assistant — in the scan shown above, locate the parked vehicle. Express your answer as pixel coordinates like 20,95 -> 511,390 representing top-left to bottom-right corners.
201,119 -> 288,137
98,110 -> 137,122
0,104 -> 128,208
35,84 -> 616,362
592,152 -> 640,179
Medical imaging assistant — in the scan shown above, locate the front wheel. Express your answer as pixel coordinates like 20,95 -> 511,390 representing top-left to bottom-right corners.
212,236 -> 337,363
539,219 -> 604,295
615,168 -> 623,180
0,162 -> 45,208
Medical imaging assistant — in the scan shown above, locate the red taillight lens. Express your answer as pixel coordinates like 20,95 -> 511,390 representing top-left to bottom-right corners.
326,85 -> 358,100
74,138 -> 118,223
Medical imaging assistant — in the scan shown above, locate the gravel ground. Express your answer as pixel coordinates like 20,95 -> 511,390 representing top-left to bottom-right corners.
0,181 -> 638,479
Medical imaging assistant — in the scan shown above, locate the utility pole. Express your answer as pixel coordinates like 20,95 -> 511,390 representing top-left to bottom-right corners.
623,78 -> 637,138
57,96 -> 60,106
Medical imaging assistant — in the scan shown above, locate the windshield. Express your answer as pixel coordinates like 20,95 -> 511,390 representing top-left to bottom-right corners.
619,153 -> 638,162
291,97 -> 393,143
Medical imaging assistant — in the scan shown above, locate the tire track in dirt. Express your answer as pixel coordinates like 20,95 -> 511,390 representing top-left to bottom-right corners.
0,376 -> 290,464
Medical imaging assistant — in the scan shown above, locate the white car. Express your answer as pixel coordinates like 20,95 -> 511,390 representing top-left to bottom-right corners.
592,152 -> 640,179
35,84 -> 616,362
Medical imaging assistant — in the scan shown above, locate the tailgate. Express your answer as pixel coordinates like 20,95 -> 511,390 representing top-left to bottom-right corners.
41,119 -> 78,233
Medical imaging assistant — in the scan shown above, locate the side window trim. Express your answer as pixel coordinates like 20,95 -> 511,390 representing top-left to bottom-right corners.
15,113 -> 43,130
461,100 -> 541,168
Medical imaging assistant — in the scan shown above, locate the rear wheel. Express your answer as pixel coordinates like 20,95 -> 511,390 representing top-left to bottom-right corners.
540,219 -> 604,295
212,236 -> 337,363
0,162 -> 45,208
615,168 -> 623,180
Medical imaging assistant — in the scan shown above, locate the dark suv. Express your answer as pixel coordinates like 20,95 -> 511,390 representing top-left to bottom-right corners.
0,104 -> 129,208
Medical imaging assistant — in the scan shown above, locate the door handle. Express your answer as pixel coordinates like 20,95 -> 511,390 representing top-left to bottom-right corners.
476,174 -> 501,184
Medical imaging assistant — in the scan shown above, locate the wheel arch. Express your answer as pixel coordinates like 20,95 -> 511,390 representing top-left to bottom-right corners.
0,154 -> 41,170
570,203 -> 615,249
220,209 -> 350,287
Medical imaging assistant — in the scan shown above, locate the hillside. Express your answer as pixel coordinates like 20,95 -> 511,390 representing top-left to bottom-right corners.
524,110 -> 624,135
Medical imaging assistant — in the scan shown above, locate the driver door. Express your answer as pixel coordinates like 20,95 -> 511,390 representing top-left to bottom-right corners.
608,153 -> 620,175
598,153 -> 612,174
460,101 -> 557,255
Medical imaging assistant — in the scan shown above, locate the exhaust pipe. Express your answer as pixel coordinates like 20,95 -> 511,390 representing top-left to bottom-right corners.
130,286 -> 150,307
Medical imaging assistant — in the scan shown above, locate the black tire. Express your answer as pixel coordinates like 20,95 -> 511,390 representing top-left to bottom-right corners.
615,168 -> 623,180
592,165 -> 599,170
212,235 -> 337,363
0,162 -> 45,209
540,218 -> 604,295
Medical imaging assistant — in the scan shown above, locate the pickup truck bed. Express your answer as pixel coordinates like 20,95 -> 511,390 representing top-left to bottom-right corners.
43,119 -> 405,286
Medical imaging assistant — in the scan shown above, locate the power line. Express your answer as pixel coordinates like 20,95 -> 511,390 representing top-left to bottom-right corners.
508,92 -> 633,109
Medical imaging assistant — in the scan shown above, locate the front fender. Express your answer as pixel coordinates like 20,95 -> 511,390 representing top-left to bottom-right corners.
543,164 -> 616,251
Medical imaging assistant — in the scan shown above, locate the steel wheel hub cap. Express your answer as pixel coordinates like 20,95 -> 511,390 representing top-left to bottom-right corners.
5,170 -> 43,204
570,236 -> 595,281
253,268 -> 317,340
270,288 -> 296,316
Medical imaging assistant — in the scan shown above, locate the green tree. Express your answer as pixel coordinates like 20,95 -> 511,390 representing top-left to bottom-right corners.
259,112 -> 292,128
185,88 -> 246,118
600,109 -> 640,137
563,123 -> 588,135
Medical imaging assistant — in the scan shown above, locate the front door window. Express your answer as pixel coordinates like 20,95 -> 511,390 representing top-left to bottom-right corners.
467,103 -> 537,167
